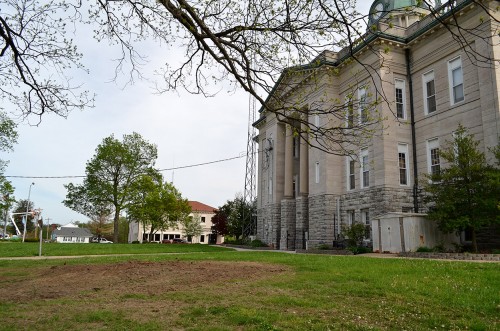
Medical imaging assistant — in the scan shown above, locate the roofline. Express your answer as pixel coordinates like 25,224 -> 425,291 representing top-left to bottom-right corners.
258,0 -> 474,113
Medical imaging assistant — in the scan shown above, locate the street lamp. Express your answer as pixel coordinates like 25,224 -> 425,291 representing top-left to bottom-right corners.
22,182 -> 34,243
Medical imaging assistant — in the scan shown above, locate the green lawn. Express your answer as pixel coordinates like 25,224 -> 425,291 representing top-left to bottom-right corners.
0,247 -> 498,330
0,241 -> 230,257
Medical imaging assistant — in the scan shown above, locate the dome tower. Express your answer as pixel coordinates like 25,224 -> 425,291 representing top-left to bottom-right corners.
368,0 -> 437,28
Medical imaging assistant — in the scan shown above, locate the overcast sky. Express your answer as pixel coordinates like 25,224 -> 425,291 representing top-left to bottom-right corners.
3,3 -> 371,225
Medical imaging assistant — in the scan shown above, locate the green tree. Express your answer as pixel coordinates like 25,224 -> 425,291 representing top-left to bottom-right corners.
214,195 -> 255,239
64,132 -> 158,243
180,213 -> 203,242
423,125 -> 500,252
0,179 -> 15,236
128,172 -> 191,242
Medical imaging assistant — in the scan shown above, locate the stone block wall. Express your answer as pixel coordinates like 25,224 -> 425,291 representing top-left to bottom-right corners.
308,194 -> 337,248
257,203 -> 281,249
280,199 -> 296,250
295,196 -> 309,250
341,186 -> 414,220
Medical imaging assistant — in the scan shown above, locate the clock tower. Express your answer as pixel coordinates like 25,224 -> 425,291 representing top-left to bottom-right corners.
368,0 -> 436,28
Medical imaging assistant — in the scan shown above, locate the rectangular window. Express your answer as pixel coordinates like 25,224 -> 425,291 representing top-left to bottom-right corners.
346,96 -> 354,128
427,138 -> 441,176
423,71 -> 436,114
398,143 -> 409,186
200,235 -> 205,243
201,217 -> 206,223
358,88 -> 368,123
293,136 -> 298,157
360,149 -> 369,188
347,210 -> 355,227
361,209 -> 371,240
315,162 -> 320,184
347,159 -> 355,190
449,57 -> 464,104
395,79 -> 406,119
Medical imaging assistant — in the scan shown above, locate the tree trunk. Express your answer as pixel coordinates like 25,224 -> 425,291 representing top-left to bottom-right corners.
113,208 -> 120,243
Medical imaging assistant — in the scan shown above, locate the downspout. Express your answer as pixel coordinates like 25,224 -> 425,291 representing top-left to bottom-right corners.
406,49 -> 419,213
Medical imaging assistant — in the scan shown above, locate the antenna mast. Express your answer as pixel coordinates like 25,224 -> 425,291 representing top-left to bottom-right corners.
242,1 -> 257,239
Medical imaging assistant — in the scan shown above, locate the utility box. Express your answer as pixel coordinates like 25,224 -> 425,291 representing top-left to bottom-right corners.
372,213 -> 460,253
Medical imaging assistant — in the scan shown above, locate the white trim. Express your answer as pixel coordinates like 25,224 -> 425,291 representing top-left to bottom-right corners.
448,56 -> 464,105
423,70 -> 436,115
397,143 -> 409,186
427,138 -> 440,175
395,79 -> 406,119
358,87 -> 368,123
346,157 -> 355,191
360,149 -> 369,188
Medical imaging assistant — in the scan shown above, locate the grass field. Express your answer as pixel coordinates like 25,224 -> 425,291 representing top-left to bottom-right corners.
0,241 -> 230,257
0,243 -> 498,330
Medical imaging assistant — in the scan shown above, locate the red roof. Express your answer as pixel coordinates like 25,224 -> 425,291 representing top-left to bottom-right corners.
188,201 -> 217,213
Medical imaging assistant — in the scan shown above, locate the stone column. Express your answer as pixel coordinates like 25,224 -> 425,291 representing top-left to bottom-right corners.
284,125 -> 294,198
299,122 -> 309,196
295,121 -> 309,249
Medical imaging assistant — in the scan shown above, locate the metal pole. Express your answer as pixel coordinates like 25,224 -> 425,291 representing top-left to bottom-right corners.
23,182 -> 34,243
39,219 -> 42,257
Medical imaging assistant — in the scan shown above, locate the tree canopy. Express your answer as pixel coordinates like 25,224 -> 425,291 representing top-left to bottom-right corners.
2,0 -> 498,153
212,195 -> 255,239
64,132 -> 158,242
423,125 -> 500,252
128,172 -> 191,242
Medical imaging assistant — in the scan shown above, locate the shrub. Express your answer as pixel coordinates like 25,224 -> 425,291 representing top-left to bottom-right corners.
341,223 -> 366,248
416,246 -> 433,252
24,238 -> 40,243
131,241 -> 140,244
317,244 -> 331,250
250,239 -> 268,248
348,246 -> 371,255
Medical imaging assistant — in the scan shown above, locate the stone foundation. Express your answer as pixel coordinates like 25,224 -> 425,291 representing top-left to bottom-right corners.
280,199 -> 296,250
257,203 -> 281,249
295,196 -> 309,250
308,194 -> 337,249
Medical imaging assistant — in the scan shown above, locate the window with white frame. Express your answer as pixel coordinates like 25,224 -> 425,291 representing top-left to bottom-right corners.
423,71 -> 436,114
358,88 -> 368,123
361,209 -> 371,240
427,138 -> 440,176
448,57 -> 464,105
347,210 -> 355,227
315,162 -> 320,184
395,79 -> 406,119
360,149 -> 370,188
314,114 -> 320,127
347,158 -> 355,190
345,95 -> 354,128
398,143 -> 409,186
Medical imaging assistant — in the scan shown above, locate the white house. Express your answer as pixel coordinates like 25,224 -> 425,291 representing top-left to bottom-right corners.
52,223 -> 93,243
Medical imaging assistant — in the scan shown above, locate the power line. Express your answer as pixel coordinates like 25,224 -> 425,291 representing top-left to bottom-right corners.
5,153 -> 248,179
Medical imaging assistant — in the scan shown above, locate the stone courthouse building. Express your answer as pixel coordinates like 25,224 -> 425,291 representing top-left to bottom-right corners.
254,0 -> 500,250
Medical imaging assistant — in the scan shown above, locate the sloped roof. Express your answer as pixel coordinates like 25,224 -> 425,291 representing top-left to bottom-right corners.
189,201 -> 216,213
53,227 -> 93,237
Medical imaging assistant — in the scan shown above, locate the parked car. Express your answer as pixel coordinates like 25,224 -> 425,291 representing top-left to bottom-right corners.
162,238 -> 187,244
91,237 -> 113,244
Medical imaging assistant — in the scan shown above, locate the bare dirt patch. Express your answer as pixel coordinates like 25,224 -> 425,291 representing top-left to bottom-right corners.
0,260 -> 289,303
